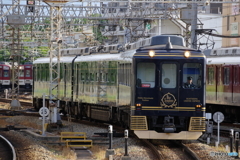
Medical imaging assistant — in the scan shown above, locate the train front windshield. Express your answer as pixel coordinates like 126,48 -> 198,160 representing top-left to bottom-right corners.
136,62 -> 202,89
182,63 -> 202,89
136,62 -> 156,88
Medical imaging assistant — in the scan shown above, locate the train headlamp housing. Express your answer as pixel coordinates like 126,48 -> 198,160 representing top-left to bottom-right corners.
195,104 -> 202,111
184,51 -> 190,58
149,50 -> 155,57
135,103 -> 142,110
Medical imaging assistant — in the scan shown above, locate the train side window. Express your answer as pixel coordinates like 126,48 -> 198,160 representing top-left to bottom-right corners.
136,62 -> 155,88
60,64 -> 64,81
3,70 -> 9,77
208,67 -> 214,85
45,66 -> 49,81
106,73 -> 108,82
41,65 -> 46,81
100,73 -> 102,82
66,65 -> 70,82
111,73 -> 114,83
85,48 -> 89,53
26,70 -> 30,77
37,65 -> 41,81
33,66 -> 36,81
223,67 -> 230,85
90,73 -> 94,81
119,63 -> 124,84
81,73 -> 85,81
19,69 -> 24,77
183,63 -> 202,88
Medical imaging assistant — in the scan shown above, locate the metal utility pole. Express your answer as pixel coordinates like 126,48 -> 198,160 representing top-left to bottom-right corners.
1,0 -> 3,39
7,0 -> 25,109
43,0 -> 67,125
191,0 -> 198,49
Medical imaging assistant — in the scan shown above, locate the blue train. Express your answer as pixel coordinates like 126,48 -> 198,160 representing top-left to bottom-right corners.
33,35 -> 206,140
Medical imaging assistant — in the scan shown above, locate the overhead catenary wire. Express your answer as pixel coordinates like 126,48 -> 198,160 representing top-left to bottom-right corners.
196,29 -> 240,38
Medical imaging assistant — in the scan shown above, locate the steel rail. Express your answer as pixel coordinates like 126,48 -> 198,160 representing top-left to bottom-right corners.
0,135 -> 17,160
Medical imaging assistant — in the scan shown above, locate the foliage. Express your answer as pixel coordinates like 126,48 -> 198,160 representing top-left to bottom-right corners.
0,49 -> 10,62
92,14 -> 108,44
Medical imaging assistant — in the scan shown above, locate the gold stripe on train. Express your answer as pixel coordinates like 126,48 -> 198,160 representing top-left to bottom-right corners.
134,54 -> 205,58
131,106 -> 205,111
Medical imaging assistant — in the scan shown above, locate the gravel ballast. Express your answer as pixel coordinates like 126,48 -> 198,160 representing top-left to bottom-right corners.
0,116 -> 238,160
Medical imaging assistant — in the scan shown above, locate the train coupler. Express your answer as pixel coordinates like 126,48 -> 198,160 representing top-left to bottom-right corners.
163,116 -> 176,133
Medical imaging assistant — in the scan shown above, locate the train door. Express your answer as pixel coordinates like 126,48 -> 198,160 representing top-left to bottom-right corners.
24,65 -> 32,89
206,65 -> 217,103
24,65 -> 32,87
18,65 -> 24,87
233,65 -> 240,104
215,65 -> 220,102
222,65 -> 232,104
159,62 -> 179,109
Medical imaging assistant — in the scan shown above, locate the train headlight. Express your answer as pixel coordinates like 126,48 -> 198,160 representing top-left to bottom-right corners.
149,50 -> 155,57
184,51 -> 190,58
135,103 -> 142,110
195,104 -> 202,111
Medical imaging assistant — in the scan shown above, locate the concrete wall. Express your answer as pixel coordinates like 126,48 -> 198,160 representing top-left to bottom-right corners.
222,2 -> 240,48
160,20 -> 182,35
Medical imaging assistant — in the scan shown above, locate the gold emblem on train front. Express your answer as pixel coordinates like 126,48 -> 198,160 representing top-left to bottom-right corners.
160,92 -> 177,108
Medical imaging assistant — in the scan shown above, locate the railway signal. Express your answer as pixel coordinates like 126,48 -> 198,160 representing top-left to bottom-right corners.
27,0 -> 35,13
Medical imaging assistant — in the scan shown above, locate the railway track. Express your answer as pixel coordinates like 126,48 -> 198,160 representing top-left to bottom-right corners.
0,134 -> 16,160
212,122 -> 240,138
152,140 -> 201,160
0,98 -> 32,106
141,139 -> 163,159
54,117 -> 164,159
172,141 -> 201,160
0,102 -> 202,160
